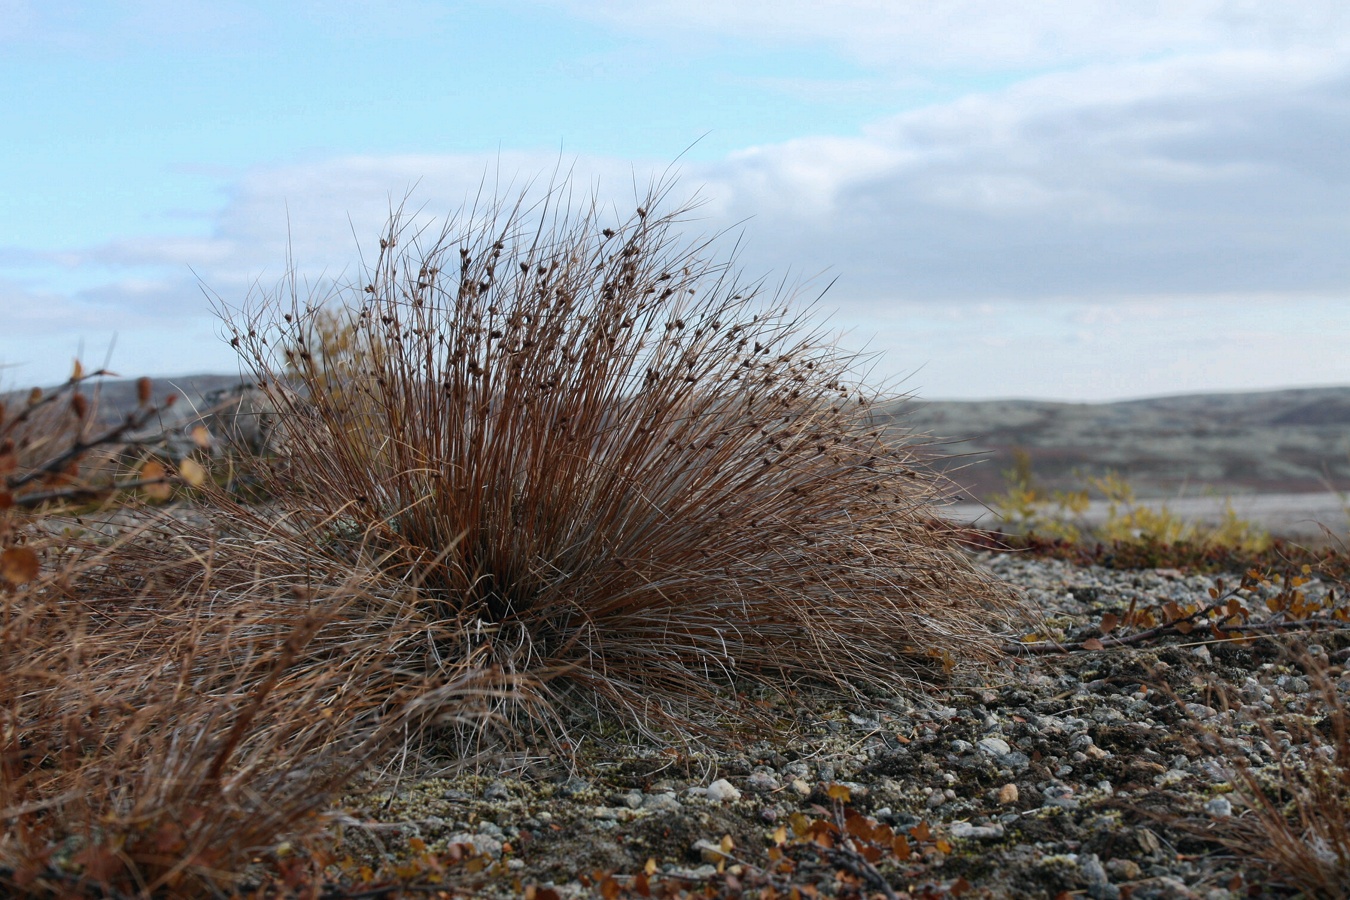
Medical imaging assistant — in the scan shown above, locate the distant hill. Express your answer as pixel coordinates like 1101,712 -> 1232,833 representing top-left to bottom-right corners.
15,374 -> 1350,506
882,386 -> 1350,502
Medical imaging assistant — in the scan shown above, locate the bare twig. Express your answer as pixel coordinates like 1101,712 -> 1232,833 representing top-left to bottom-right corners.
6,399 -> 173,491
828,800 -> 901,900
10,476 -> 178,509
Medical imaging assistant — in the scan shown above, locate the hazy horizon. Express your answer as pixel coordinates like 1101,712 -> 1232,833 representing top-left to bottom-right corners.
12,366 -> 1350,409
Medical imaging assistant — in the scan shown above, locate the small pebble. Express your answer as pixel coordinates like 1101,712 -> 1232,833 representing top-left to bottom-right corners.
1081,852 -> 1119,900
693,838 -> 730,863
746,771 -> 780,793
977,737 -> 1011,757
1042,784 -> 1079,810
1203,796 -> 1232,817
643,792 -> 681,812
950,821 -> 1004,840
1106,859 -> 1142,880
706,779 -> 741,802
445,832 -> 503,858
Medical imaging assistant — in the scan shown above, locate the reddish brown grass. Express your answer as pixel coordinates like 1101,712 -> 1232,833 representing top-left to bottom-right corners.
1,384 -> 504,896
221,178 -> 1025,742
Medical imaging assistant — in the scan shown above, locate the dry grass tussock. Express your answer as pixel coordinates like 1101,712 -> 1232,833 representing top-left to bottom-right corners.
4,174 -> 1024,896
221,177 -> 1024,741
2,385 -> 503,896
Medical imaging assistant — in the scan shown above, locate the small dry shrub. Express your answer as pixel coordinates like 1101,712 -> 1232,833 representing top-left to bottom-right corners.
1,374 -> 501,897
990,450 -> 1271,552
223,178 -> 1024,741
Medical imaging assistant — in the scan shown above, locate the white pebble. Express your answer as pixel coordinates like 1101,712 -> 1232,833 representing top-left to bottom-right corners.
978,737 -> 1011,757
706,779 -> 741,802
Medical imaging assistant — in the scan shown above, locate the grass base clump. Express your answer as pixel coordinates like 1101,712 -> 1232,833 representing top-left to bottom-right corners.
0,508 -> 501,897
1,381 -> 503,897
222,177 -> 1025,743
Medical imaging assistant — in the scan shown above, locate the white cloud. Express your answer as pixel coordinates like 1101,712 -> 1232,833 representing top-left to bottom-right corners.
52,61 -> 1350,298
692,51 -> 1350,301
5,34 -> 1350,396
523,0 -> 1350,69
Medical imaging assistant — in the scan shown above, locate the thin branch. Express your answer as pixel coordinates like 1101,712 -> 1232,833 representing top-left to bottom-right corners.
7,401 -> 172,491
11,476 -> 178,509
827,800 -> 901,900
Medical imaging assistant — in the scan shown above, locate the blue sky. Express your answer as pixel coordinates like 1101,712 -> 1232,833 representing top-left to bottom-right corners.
4,1 -> 1350,400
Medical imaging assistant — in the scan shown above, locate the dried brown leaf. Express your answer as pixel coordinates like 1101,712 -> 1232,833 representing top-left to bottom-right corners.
0,546 -> 38,584
140,460 -> 172,500
178,458 -> 207,487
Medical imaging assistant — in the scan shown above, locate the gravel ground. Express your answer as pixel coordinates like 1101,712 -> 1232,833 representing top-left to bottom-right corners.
326,553 -> 1350,899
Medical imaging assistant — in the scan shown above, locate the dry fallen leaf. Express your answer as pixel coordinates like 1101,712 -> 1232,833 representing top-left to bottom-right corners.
140,461 -> 172,501
178,458 -> 206,487
1,546 -> 39,585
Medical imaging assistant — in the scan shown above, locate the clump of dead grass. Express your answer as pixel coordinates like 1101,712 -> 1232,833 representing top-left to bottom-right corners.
1,376 -> 503,897
222,177 -> 1025,742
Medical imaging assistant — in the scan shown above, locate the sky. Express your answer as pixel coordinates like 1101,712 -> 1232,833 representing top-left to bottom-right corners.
3,1 -> 1349,401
